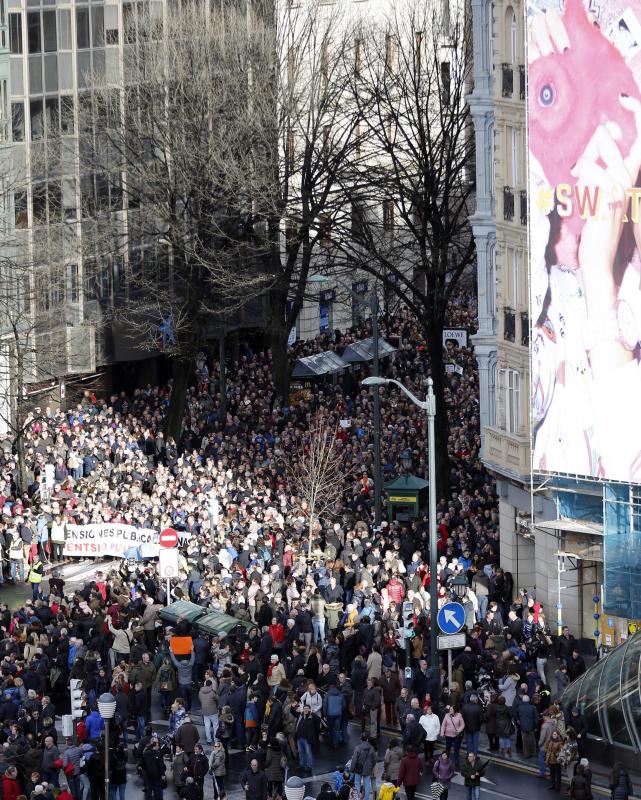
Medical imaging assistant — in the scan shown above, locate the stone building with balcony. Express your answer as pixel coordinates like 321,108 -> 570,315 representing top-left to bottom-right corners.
467,0 -> 605,638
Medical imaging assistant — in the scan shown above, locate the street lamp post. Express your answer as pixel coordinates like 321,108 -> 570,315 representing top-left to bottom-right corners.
363,375 -> 439,672
98,693 -> 117,800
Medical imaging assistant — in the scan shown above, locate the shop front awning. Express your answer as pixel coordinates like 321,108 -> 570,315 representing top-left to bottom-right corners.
341,337 -> 396,364
535,518 -> 604,536
291,351 -> 348,378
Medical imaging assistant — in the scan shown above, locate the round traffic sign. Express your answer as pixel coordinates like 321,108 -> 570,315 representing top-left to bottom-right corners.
159,527 -> 178,548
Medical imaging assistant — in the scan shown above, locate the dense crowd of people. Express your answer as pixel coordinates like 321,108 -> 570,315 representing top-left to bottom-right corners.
0,303 -> 632,800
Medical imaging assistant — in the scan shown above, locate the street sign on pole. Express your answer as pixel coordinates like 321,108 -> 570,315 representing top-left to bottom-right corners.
438,632 -> 466,688
159,547 -> 179,607
159,548 -> 179,577
438,633 -> 466,650
159,527 -> 178,548
437,602 -> 465,635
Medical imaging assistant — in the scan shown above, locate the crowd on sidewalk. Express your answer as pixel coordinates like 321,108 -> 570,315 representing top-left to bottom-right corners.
0,304 -> 633,800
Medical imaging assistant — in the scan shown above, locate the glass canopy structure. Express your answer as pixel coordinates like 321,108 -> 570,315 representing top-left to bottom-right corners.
562,633 -> 641,751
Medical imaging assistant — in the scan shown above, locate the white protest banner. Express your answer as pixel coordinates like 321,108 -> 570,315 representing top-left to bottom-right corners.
442,328 -> 468,347
63,524 -> 160,558
445,364 -> 456,374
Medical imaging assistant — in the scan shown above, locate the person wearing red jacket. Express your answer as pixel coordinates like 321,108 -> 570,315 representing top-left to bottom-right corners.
3,765 -> 21,800
398,746 -> 422,800
386,577 -> 405,605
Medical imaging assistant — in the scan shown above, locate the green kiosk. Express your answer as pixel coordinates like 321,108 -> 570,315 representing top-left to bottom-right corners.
385,475 -> 428,521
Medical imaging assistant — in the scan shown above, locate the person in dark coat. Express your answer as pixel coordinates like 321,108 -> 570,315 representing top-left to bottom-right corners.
240,758 -> 268,800
461,697 -> 484,756
142,739 -> 165,800
397,746 -> 422,800
569,764 -> 592,800
609,762 -> 633,800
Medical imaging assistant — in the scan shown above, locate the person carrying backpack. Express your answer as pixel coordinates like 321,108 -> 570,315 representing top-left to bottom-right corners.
351,734 -> 377,800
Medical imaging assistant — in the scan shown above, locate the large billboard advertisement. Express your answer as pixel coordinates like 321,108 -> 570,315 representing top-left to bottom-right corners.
529,0 -> 641,482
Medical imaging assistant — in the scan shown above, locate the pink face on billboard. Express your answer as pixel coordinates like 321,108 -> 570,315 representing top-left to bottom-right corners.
528,0 -> 641,233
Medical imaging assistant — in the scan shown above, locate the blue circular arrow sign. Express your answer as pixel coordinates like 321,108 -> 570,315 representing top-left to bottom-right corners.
437,602 -> 466,634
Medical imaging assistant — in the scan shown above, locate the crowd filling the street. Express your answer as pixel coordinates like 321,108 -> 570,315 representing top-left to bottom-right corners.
0,302 -> 633,800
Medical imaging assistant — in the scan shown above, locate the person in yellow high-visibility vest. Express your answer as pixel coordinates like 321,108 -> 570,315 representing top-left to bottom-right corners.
28,556 -> 44,600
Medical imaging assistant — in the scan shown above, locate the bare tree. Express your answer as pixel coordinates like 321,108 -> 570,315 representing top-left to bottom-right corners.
260,0 -> 362,398
79,0 -> 276,437
286,415 -> 352,557
333,1 -> 475,497
0,144 -> 86,492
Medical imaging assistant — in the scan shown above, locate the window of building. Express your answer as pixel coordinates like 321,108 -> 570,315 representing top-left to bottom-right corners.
35,272 -> 50,312
9,13 -> 22,54
504,368 -> 520,434
14,191 -> 27,228
11,101 -> 24,141
76,7 -> 90,49
43,9 -> 56,52
443,0 -> 451,35
487,242 -> 496,317
322,124 -> 330,158
91,6 -> 104,47
354,37 -> 362,76
512,250 -> 520,307
30,98 -> 43,140
58,8 -> 71,49
385,34 -> 396,74
27,10 -> 40,53
383,198 -> 394,231
440,60 -> 451,105
60,94 -> 74,134
511,126 -> 519,186
45,96 -> 59,137
32,182 -> 47,225
631,486 -> 641,533
320,38 -> 329,85
510,10 -> 517,63
488,359 -> 498,427
63,177 -> 76,219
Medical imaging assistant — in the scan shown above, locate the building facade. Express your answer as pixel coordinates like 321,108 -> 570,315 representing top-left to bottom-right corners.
468,0 -> 607,640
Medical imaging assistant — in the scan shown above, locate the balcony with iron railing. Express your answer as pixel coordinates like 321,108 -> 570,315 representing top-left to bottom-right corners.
504,306 -> 516,342
519,65 -> 526,100
521,312 -> 529,347
502,63 -> 513,97
503,186 -> 514,221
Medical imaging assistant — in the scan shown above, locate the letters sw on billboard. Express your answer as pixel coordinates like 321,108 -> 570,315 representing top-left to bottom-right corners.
529,0 -> 641,483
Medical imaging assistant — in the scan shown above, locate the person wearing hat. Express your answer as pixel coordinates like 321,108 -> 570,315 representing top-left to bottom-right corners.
267,655 -> 286,687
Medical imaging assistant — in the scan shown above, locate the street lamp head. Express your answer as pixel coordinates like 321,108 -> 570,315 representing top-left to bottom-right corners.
451,574 -> 468,598
362,377 -> 387,387
400,448 -> 412,471
97,693 -> 117,720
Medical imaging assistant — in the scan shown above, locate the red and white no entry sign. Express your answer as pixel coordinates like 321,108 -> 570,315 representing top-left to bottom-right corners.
159,527 -> 178,548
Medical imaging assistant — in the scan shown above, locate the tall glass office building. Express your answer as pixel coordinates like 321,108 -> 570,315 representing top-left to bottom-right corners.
562,633 -> 641,752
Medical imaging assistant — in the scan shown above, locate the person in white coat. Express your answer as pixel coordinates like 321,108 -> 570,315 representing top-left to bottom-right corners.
419,706 -> 441,764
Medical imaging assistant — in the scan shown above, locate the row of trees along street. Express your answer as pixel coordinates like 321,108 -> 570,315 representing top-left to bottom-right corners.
0,0 -> 474,498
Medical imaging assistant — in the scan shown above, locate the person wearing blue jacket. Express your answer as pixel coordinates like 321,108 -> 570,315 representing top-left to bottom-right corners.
84,706 -> 105,741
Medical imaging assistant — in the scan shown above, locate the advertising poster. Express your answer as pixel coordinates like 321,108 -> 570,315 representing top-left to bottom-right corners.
529,0 -> 641,482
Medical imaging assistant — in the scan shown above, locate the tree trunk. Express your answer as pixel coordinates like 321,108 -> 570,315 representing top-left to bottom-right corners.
165,357 -> 191,442
16,431 -> 27,497
268,281 -> 291,402
426,330 -> 451,501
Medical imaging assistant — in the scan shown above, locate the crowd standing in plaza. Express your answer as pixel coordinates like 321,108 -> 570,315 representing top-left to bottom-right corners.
0,302 -> 617,800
